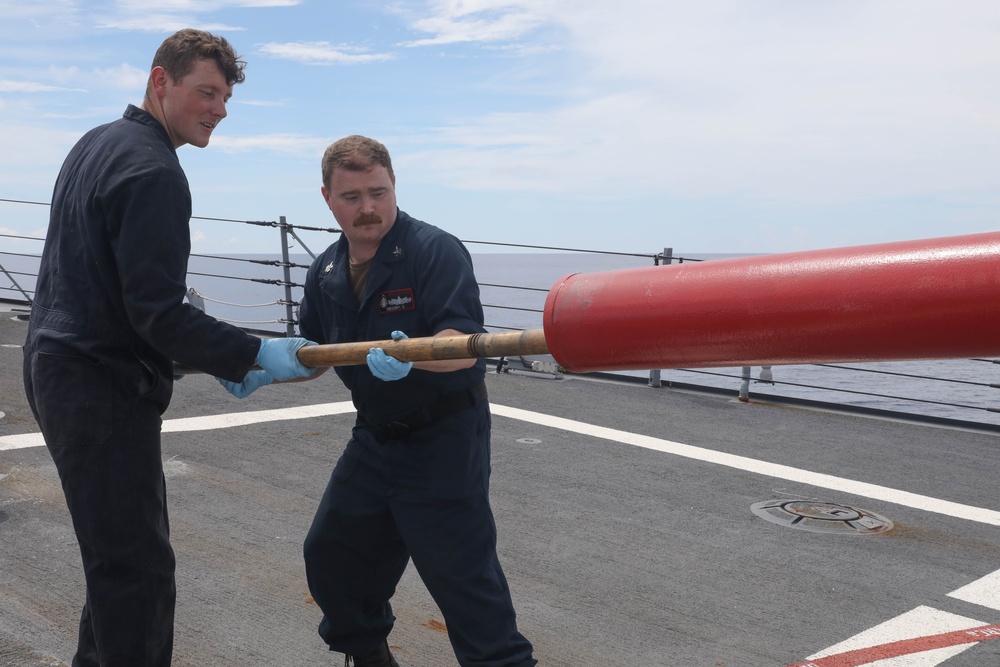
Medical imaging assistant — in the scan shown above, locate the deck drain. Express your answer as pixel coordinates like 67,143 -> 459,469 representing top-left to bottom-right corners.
751,499 -> 893,535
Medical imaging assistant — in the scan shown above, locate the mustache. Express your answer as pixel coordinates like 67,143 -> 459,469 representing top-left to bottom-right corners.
353,213 -> 382,227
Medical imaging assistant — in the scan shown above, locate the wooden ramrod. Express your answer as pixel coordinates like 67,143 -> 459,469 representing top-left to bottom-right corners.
295,329 -> 550,369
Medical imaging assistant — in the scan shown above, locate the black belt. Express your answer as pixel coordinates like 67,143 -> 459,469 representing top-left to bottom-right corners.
366,382 -> 488,440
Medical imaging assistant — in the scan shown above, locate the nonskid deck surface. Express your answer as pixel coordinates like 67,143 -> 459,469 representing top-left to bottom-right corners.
2,312 -> 999,667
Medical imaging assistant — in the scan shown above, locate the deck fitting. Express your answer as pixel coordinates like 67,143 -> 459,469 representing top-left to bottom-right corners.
750,499 -> 893,535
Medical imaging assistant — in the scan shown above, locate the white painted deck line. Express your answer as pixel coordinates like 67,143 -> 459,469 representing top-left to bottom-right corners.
160,401 -> 356,433
0,432 -> 44,451
490,404 -> 1000,527
0,401 -> 357,452
948,569 -> 1000,613
804,605 -> 983,666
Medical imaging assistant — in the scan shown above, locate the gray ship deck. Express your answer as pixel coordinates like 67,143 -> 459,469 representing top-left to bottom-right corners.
2,310 -> 999,667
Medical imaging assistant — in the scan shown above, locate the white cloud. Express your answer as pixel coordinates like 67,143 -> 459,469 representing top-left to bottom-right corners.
0,80 -> 85,93
394,0 -> 1000,207
92,63 -> 149,91
391,0 -> 549,46
95,0 -> 301,31
43,65 -> 82,85
0,0 -> 77,22
0,64 -> 143,98
237,99 -> 287,107
210,133 -> 326,156
95,14 -> 245,32
114,0 -> 300,11
258,41 -> 395,65
0,0 -> 301,35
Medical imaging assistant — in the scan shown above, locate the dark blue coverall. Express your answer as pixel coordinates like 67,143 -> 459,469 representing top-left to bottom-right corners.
299,210 -> 537,667
22,105 -> 261,667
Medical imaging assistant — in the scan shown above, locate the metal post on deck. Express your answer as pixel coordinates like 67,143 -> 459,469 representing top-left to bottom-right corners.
739,366 -> 751,402
0,262 -> 32,305
278,216 -> 296,337
653,247 -> 674,267
648,247 -> 673,388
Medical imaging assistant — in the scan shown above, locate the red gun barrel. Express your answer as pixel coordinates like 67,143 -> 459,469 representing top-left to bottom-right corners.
542,232 -> 1000,373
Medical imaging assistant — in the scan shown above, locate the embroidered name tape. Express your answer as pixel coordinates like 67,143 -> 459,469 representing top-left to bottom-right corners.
378,288 -> 415,314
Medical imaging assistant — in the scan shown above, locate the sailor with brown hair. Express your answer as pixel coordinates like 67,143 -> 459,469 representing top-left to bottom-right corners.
296,135 -> 537,667
22,29 -> 314,666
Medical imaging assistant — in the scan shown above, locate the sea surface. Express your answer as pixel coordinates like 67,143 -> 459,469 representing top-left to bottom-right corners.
3,248 -> 1000,427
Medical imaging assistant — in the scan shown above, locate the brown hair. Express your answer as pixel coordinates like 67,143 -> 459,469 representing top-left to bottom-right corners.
321,135 -> 395,189
146,28 -> 246,95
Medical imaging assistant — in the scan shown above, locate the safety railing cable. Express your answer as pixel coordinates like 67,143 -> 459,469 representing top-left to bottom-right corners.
814,362 -> 1000,388
3,195 -> 999,427
672,367 -> 1000,416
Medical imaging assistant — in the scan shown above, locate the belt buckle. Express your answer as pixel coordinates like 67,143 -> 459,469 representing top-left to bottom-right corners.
385,421 -> 412,438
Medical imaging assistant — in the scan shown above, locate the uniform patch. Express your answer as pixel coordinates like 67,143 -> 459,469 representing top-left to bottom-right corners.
378,288 -> 415,314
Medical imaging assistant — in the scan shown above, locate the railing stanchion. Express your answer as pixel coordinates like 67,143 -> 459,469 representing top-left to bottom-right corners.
739,366 -> 751,402
0,262 -> 32,304
279,216 -> 296,337
648,247 -> 673,388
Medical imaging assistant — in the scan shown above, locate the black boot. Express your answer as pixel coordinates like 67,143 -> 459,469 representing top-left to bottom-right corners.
344,640 -> 400,667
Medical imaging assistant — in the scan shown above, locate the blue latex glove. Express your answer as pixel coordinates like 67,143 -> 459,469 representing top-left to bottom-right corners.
367,331 -> 412,381
218,370 -> 274,398
255,337 -> 317,381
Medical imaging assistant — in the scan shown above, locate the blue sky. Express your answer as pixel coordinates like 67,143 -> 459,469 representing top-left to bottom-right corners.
1,1 -> 998,256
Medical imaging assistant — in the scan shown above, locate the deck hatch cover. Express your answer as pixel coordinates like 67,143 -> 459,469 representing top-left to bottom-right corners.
750,499 -> 893,535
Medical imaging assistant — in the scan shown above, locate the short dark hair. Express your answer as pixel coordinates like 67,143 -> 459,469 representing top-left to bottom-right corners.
321,135 -> 395,189
150,28 -> 246,88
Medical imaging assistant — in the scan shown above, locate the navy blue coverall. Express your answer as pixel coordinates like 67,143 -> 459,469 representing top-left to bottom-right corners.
299,210 -> 537,667
22,105 -> 261,667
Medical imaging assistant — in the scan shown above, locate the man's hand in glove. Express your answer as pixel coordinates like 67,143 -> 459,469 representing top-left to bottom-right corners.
218,370 -> 274,398
367,330 -> 412,381
256,337 -> 317,381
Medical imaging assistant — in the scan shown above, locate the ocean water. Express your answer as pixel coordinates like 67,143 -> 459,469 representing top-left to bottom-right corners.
4,247 -> 1000,427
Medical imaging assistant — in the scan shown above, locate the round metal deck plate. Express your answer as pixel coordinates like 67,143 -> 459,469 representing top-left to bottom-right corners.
751,499 -> 893,535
